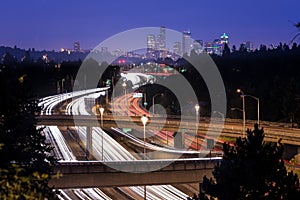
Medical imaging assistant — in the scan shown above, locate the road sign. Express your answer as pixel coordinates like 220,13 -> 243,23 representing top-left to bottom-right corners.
133,93 -> 143,98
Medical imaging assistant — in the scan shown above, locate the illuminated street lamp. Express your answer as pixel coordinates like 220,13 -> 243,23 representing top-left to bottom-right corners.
99,107 -> 104,160
195,104 -> 200,149
141,115 -> 148,159
122,82 -> 128,114
99,107 -> 104,128
237,89 -> 246,135
141,114 -> 148,200
122,82 -> 127,96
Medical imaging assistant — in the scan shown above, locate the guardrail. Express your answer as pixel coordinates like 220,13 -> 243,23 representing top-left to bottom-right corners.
55,158 -> 222,173
38,113 -> 297,129
50,158 -> 222,188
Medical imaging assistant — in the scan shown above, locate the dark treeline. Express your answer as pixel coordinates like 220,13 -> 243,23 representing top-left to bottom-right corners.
217,42 -> 300,124
1,42 -> 300,124
175,42 -> 300,125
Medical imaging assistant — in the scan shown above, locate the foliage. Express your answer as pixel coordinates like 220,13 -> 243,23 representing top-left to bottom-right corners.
0,163 -> 58,200
0,67 -> 58,199
200,124 -> 300,200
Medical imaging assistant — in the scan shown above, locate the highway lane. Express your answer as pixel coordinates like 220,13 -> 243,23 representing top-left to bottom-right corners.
39,88 -> 109,115
39,89 -> 191,199
43,126 -> 113,199
112,93 -> 228,152
39,89 -> 131,199
68,92 -> 189,200
40,88 -> 300,198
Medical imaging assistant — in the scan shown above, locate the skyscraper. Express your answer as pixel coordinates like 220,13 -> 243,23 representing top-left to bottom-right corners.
74,41 -> 80,52
182,31 -> 191,55
157,26 -> 166,50
173,42 -> 182,56
220,33 -> 229,44
193,40 -> 203,54
147,34 -> 156,52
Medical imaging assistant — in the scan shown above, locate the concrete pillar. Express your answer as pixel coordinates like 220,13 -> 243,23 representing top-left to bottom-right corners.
173,132 -> 184,149
86,126 -> 93,160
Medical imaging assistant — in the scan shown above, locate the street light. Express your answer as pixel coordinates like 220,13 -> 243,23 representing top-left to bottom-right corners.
237,89 -> 260,126
122,82 -> 127,115
237,89 -> 246,135
141,115 -> 148,159
195,104 -> 200,150
152,93 -> 163,116
99,107 -> 104,128
141,114 -> 148,200
99,107 -> 104,161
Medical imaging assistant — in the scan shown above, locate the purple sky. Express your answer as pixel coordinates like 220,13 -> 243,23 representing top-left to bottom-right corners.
1,0 -> 299,51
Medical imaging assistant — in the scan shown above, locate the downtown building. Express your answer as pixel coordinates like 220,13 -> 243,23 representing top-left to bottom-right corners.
204,33 -> 229,55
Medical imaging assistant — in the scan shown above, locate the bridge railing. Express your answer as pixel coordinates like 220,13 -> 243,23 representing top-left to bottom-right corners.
54,158 -> 222,174
38,113 -> 297,129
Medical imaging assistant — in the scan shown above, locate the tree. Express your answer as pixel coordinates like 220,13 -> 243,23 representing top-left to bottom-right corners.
222,43 -> 231,57
290,22 -> 300,43
0,68 -> 58,199
200,124 -> 300,200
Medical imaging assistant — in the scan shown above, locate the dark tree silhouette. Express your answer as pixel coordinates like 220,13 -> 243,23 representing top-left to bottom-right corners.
199,124 -> 300,200
0,67 -> 58,199
290,22 -> 300,43
222,43 -> 230,57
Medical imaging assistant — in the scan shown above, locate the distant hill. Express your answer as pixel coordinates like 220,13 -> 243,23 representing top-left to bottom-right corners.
0,46 -> 89,63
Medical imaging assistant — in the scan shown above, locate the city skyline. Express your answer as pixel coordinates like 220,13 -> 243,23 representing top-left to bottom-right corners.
1,0 -> 299,51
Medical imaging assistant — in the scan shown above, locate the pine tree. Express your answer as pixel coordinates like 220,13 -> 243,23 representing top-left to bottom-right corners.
0,66 -> 58,199
200,124 -> 300,200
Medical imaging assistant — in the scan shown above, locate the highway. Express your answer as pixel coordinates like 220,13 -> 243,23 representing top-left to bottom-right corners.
39,87 -> 300,199
66,91 -> 190,199
40,89 -> 190,199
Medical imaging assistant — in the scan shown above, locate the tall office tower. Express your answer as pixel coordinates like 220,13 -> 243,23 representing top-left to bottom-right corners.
173,42 -> 182,56
220,33 -> 229,44
204,42 -> 214,54
157,26 -> 166,50
74,41 -> 80,52
147,34 -> 156,52
182,30 -> 191,55
193,40 -> 203,54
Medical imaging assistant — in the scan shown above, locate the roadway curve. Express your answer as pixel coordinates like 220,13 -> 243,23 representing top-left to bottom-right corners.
40,89 -> 190,200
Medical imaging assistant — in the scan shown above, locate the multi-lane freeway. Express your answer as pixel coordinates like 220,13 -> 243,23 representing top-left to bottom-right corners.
39,87 -> 300,199
40,88 -> 194,199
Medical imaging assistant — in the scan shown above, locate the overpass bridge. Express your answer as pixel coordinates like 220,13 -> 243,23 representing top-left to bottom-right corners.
49,158 -> 220,189
38,114 -> 300,146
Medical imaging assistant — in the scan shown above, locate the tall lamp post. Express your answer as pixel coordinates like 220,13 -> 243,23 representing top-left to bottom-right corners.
152,93 -> 163,116
99,107 -> 104,160
195,104 -> 200,150
122,82 -> 127,115
237,89 -> 246,135
141,115 -> 148,200
141,115 -> 148,159
237,89 -> 260,126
